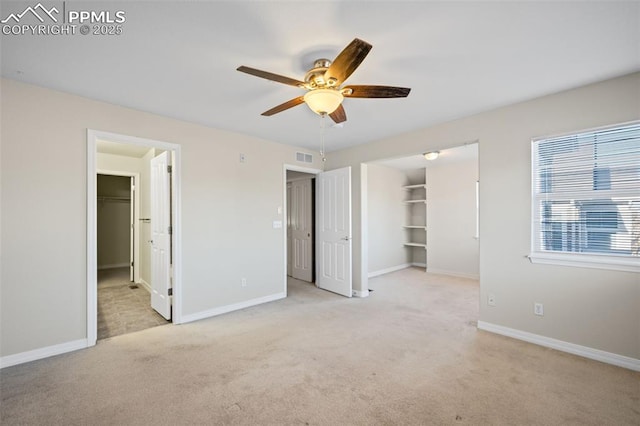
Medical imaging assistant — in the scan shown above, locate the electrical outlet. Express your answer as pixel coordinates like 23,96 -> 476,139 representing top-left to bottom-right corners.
241,278 -> 247,287
534,302 -> 544,316
239,153 -> 246,163
488,294 -> 496,306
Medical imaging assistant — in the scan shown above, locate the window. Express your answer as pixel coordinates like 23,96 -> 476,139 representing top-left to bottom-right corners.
530,121 -> 640,272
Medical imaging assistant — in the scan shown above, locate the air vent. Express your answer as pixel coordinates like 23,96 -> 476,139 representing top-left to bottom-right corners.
296,152 -> 313,163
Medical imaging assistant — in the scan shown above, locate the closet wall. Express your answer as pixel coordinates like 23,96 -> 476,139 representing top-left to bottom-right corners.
366,164 -> 411,276
426,158 -> 479,279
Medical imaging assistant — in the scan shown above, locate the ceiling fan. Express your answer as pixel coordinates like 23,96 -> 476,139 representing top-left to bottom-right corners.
237,38 -> 411,124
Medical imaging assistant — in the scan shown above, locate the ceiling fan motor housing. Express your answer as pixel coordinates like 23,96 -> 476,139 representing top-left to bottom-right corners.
304,59 -> 338,88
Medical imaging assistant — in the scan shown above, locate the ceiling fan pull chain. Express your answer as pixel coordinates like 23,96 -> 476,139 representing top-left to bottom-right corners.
320,113 -> 327,162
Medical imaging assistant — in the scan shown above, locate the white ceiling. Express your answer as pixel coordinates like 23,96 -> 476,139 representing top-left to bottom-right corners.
2,1 -> 638,153
96,139 -> 151,158
375,142 -> 478,170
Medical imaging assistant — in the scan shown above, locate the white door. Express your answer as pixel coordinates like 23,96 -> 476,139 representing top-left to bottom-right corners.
129,177 -> 135,282
291,178 -> 313,282
317,167 -> 352,297
150,151 -> 172,320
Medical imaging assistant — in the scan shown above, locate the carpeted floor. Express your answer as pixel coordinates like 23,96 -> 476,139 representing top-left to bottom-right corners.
1,268 -> 638,425
97,268 -> 170,339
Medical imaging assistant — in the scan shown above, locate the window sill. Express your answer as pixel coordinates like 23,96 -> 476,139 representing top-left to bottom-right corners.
528,252 -> 639,273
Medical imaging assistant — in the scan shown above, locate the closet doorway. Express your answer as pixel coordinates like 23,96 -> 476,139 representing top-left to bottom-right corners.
97,174 -> 135,280
286,170 -> 316,285
96,170 -> 168,340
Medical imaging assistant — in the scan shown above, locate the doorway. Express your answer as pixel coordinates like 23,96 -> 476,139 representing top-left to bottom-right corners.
87,130 -> 182,347
367,143 -> 480,280
287,170 -> 316,284
285,167 -> 319,296
283,164 -> 353,298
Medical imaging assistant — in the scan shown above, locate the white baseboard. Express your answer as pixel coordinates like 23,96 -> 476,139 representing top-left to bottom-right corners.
477,321 -> 640,372
368,263 -> 411,278
352,289 -> 369,298
97,263 -> 129,270
427,268 -> 479,280
411,262 -> 427,268
138,278 -> 151,293
180,292 -> 286,324
0,339 -> 88,369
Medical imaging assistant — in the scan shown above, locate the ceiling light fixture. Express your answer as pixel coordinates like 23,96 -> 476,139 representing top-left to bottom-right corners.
303,89 -> 344,115
423,151 -> 440,161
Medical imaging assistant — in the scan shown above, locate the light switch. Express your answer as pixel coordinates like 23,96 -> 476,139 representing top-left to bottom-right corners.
277,206 -> 282,215
272,220 -> 283,229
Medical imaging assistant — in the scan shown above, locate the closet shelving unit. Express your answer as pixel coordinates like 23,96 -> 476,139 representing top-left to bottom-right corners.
403,182 -> 427,268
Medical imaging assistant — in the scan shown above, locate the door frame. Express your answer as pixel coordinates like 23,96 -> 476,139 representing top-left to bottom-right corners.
97,170 -> 140,284
87,129 -> 183,347
288,176 -> 314,282
282,164 -> 322,296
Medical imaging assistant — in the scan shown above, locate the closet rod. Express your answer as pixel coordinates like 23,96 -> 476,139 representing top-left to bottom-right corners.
97,196 -> 131,202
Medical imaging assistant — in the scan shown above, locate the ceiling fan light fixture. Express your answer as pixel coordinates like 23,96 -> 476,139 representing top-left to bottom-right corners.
304,89 -> 344,115
423,151 -> 440,161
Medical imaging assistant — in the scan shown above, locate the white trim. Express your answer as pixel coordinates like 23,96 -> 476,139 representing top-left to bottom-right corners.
181,292 -> 286,324
0,339 -> 88,369
352,289 -> 369,298
282,164 -> 322,297
87,134 -> 97,346
426,268 -> 480,280
360,164 -> 369,296
368,263 -> 410,278
97,263 -> 130,270
477,321 -> 640,372
411,262 -> 427,268
138,278 -> 152,294
528,252 -> 639,273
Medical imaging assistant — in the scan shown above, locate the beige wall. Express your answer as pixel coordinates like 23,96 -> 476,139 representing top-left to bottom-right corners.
426,158 -> 479,278
139,148 -> 155,286
366,164 -> 409,274
0,78 -> 322,357
326,72 -> 640,359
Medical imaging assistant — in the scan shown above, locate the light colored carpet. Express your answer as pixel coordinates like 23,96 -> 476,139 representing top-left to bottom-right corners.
97,268 -> 169,340
1,268 -> 638,425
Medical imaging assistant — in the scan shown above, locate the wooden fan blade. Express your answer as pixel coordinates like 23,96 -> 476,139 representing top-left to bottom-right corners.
237,66 -> 306,88
343,85 -> 411,98
329,104 -> 347,124
324,38 -> 372,85
261,96 -> 306,116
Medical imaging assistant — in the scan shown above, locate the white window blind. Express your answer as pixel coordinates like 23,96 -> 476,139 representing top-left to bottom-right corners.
530,121 -> 640,272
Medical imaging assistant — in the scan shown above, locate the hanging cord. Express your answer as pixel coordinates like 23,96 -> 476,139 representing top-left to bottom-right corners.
320,113 -> 327,162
